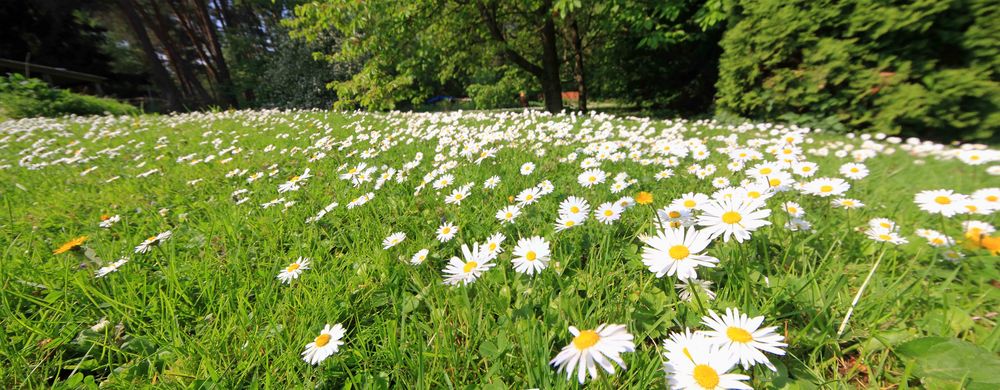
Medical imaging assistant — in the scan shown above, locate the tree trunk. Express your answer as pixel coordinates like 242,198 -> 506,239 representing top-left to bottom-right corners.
477,0 -> 562,113
192,0 -> 238,107
118,0 -> 182,111
144,1 -> 213,106
539,1 -> 563,113
566,14 -> 587,112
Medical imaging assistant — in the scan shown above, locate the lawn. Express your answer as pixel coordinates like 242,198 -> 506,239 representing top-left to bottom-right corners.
1,110 -> 998,389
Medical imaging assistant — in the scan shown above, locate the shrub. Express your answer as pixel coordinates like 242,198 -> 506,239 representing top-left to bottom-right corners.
0,73 -> 138,119
467,68 -> 534,110
716,0 -> 1000,141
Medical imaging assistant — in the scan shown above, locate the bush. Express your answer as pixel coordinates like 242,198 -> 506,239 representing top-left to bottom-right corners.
716,0 -> 1000,141
0,73 -> 138,118
467,68 -> 533,110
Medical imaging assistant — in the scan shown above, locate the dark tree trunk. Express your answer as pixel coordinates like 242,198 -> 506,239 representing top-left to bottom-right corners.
193,0 -> 237,107
118,0 -> 182,111
539,1 -> 563,113
144,1 -> 212,106
477,0 -> 563,113
566,14 -> 586,112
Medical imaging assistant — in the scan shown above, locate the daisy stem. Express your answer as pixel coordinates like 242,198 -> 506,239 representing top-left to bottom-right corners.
939,214 -> 950,238
837,245 -> 886,337
687,278 -> 707,315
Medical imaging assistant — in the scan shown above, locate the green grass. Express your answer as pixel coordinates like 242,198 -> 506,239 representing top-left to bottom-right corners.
1,110 -> 998,388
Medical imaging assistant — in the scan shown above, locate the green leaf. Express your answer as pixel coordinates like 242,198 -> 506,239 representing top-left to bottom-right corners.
896,337 -> 1000,389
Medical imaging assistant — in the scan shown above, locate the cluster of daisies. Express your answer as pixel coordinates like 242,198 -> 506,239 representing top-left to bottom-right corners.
18,108 -> 998,388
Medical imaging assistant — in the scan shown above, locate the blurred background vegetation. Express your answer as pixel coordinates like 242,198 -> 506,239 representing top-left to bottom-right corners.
0,0 -> 996,141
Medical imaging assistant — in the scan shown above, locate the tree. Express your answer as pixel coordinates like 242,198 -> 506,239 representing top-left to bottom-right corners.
287,0 -> 567,112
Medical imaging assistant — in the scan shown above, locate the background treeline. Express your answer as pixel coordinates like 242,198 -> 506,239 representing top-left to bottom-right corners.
0,0 -> 996,141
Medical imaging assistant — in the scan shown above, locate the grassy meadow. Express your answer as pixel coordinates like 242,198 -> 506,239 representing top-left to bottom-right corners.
1,110 -> 999,389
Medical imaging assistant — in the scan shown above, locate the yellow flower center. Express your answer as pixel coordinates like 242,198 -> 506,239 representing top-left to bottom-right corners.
820,185 -> 833,193
987,195 -> 998,202
668,245 -> 690,260
769,178 -> 781,186
463,261 -> 478,273
588,176 -> 596,182
505,212 -> 513,219
314,334 -> 331,347
802,166 -> 811,172
693,364 -> 720,388
788,207 -> 798,214
683,200 -> 696,208
455,193 -> 463,199
489,243 -> 497,251
286,263 -> 300,272
565,220 -> 575,227
748,191 -> 761,199
760,168 -> 772,174
721,211 -> 742,224
348,168 -> 357,174
573,330 -> 600,350
603,210 -> 614,217
525,195 -> 533,201
850,168 -> 859,173
878,234 -> 892,241
668,211 -> 681,218
291,175 -> 300,181
571,206 -> 580,213
966,205 -> 977,212
442,227 -> 451,234
934,196 -> 951,205
726,326 -> 753,343
670,221 -> 682,228
526,251 -> 537,261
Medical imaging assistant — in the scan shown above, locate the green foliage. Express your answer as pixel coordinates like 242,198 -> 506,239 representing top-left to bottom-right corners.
896,337 -> 1000,389
716,0 -> 1000,141
467,68 -> 534,109
242,28 -> 351,109
0,74 -> 138,119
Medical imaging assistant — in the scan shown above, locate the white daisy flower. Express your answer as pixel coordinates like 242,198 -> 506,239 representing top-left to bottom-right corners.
578,169 -> 606,187
134,230 -> 172,254
664,336 -> 751,390
495,205 -> 522,224
555,213 -> 585,232
483,232 -> 506,259
277,257 -> 310,284
697,199 -> 772,243
436,222 -> 458,242
511,236 -> 550,275
301,323 -> 345,365
410,249 -> 429,265
699,307 -> 787,371
95,258 -> 129,278
442,243 -> 495,286
802,177 -> 850,197
520,162 -> 536,175
641,226 -> 718,280
516,187 -> 542,205
483,175 -> 501,189
594,202 -> 623,224
914,189 -> 968,217
550,324 -> 635,384
382,232 -> 406,249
